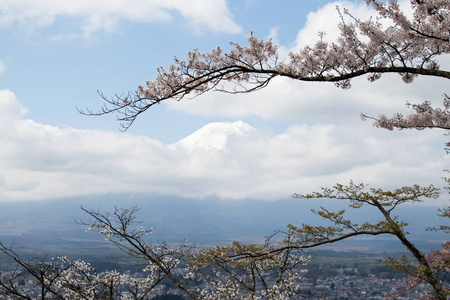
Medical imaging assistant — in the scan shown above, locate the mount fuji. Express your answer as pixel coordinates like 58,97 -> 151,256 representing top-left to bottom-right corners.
171,121 -> 255,151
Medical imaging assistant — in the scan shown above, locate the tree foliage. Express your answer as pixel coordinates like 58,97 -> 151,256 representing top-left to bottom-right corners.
290,182 -> 448,299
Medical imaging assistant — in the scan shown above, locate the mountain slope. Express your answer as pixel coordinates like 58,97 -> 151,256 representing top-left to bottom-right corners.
171,121 -> 255,151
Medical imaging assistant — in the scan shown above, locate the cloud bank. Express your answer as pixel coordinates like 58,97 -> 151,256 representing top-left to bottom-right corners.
0,90 -> 446,202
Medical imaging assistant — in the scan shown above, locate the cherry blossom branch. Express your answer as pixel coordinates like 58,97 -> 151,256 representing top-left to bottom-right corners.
362,94 -> 450,131
79,0 -> 450,130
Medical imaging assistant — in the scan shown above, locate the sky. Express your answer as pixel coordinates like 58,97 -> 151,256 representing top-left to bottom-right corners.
0,0 -> 448,203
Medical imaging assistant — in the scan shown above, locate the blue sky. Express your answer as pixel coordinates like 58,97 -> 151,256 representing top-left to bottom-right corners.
0,0 -> 448,202
0,0 -> 331,141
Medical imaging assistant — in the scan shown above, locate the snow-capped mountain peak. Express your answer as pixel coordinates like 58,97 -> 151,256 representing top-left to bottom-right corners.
172,121 -> 255,151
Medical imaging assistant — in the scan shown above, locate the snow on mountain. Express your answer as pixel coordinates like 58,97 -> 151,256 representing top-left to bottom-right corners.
171,121 -> 255,151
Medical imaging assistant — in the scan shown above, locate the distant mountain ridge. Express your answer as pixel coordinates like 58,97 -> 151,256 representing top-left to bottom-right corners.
171,121 -> 255,151
0,193 -> 446,260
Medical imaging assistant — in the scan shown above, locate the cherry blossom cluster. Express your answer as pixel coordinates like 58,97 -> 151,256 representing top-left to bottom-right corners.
185,239 -> 310,299
0,250 -> 161,299
362,94 -> 450,131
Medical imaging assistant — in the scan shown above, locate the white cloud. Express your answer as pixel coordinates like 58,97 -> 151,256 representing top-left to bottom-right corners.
0,0 -> 242,38
0,90 -> 446,202
166,72 -> 447,127
0,60 -> 4,74
0,89 -> 27,122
